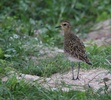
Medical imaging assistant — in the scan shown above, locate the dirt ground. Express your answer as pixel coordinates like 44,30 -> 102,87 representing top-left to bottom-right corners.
2,68 -> 111,92
87,19 -> 111,46
42,68 -> 111,92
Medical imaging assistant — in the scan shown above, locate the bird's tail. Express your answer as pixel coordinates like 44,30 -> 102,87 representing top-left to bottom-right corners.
87,61 -> 92,65
86,58 -> 92,65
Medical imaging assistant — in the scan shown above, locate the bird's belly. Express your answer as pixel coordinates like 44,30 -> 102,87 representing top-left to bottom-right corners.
64,52 -> 82,62
67,56 -> 82,62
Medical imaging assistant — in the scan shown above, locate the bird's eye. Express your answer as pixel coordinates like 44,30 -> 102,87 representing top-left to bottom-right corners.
63,24 -> 67,26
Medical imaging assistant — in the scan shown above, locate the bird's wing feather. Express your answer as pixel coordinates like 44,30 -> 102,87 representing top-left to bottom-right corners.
64,33 -> 91,63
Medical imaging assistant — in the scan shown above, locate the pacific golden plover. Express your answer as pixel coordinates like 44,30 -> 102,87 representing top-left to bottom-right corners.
56,21 -> 92,80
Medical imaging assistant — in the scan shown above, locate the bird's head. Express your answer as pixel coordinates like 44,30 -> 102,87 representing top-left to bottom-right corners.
56,21 -> 71,33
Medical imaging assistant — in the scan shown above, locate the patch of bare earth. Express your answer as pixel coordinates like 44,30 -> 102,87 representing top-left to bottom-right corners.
87,19 -> 111,46
2,68 -> 111,92
44,69 -> 111,91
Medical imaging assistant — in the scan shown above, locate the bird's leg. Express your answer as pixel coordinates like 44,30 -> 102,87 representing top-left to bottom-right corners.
76,62 -> 80,80
71,62 -> 75,80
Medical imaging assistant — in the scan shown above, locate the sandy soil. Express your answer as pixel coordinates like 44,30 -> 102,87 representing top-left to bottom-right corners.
2,68 -> 111,92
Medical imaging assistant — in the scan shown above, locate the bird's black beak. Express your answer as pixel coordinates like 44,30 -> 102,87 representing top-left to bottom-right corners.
55,26 -> 61,28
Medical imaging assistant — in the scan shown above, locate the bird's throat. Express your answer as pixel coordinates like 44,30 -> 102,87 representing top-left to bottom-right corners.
64,30 -> 71,38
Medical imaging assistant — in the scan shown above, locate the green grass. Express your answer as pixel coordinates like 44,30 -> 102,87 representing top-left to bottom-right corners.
11,52 -> 70,77
0,75 -> 111,100
85,43 -> 111,69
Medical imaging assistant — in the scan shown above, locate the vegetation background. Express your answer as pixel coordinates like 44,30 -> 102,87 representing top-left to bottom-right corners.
0,0 -> 111,99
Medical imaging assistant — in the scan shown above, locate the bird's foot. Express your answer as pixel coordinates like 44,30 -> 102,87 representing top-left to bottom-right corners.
72,76 -> 80,80
72,77 -> 75,80
75,76 -> 80,80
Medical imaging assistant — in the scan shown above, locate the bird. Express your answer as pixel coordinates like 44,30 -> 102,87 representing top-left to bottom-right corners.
56,21 -> 92,80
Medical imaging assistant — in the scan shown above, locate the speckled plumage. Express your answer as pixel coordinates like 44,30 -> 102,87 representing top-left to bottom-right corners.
56,21 -> 92,80
64,31 -> 91,64
61,21 -> 92,65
